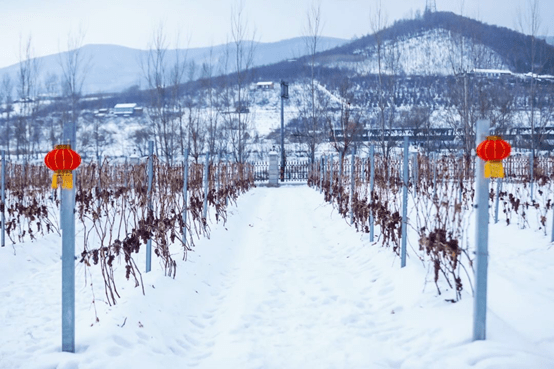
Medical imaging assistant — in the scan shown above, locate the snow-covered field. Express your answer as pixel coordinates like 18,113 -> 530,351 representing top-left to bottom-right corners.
1,184 -> 554,368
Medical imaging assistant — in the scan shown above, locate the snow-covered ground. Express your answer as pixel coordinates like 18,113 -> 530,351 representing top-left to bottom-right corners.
1,184 -> 554,368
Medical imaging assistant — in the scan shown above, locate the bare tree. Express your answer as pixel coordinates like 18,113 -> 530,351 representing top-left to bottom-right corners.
79,96 -> 115,159
327,77 -> 364,167
400,106 -> 433,152
142,23 -> 170,161
16,34 -> 41,160
217,41 -> 233,158
517,0 -> 547,154
59,26 -> 89,150
185,61 -> 205,163
369,1 -> 401,162
295,1 -> 327,164
445,5 -> 510,165
200,46 -> 222,157
169,32 -> 188,163
1,75 -> 13,157
227,1 -> 256,163
142,25 -> 189,163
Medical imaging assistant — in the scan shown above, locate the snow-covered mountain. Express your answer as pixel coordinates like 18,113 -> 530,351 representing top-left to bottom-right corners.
309,11 -> 554,77
323,28 -> 508,76
0,37 -> 348,95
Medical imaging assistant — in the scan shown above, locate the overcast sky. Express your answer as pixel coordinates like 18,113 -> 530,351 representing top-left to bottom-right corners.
0,0 -> 552,69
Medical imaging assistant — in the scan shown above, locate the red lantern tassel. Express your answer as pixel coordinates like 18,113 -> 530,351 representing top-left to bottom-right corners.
484,160 -> 504,178
60,170 -> 73,189
51,171 -> 59,189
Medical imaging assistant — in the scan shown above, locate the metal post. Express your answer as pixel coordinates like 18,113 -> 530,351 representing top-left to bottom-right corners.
338,152 -> 344,202
401,136 -> 409,268
225,154 -> 230,207
412,152 -> 418,194
146,141 -> 153,273
280,80 -> 288,182
202,152 -> 210,220
369,145 -> 375,243
433,152 -> 437,201
183,149 -> 189,248
216,153 -> 221,195
349,149 -> 355,225
124,156 -> 128,187
329,156 -> 334,197
473,119 -> 491,341
551,203 -> 554,243
61,171 -> 76,352
96,155 -> 102,210
319,157 -> 322,190
387,157 -> 391,185
458,152 -> 463,204
530,151 -> 534,201
494,178 -> 502,224
280,95 -> 284,182
1,150 -> 4,247
323,156 -> 327,193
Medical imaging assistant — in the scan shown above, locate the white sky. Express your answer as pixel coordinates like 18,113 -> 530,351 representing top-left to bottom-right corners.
0,0 -> 552,69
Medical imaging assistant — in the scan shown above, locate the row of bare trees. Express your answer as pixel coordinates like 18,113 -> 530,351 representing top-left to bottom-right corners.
0,3 -> 259,164
0,28 -> 89,161
1,0 -> 551,166
137,3 -> 257,165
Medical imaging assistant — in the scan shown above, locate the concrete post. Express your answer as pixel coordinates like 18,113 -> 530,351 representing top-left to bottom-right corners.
268,151 -> 279,186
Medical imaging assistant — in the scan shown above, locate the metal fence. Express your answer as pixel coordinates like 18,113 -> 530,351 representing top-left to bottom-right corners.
253,162 -> 269,181
251,160 -> 311,182
282,160 -> 310,181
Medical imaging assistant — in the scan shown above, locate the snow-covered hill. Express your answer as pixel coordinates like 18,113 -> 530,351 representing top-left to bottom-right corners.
326,28 -> 508,76
0,37 -> 348,95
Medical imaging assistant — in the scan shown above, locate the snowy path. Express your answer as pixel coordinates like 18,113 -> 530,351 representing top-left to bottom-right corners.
1,185 -> 554,368
182,186 -> 406,368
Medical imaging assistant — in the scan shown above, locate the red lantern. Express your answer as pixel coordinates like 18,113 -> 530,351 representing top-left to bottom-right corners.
476,136 -> 511,178
44,144 -> 81,189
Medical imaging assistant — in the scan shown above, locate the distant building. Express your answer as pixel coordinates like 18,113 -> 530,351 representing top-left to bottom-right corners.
113,103 -> 137,115
256,82 -> 274,90
470,69 -> 513,79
